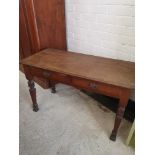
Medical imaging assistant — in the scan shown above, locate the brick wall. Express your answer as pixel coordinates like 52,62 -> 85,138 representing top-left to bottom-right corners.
65,0 -> 135,100
65,0 -> 135,62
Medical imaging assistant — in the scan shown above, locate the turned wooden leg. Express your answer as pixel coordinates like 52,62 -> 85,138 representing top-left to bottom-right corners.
110,89 -> 130,141
28,80 -> 39,112
51,85 -> 56,93
110,105 -> 125,141
50,81 -> 56,93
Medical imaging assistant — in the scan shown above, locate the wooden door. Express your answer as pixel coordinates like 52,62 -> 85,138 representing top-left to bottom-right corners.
19,0 -> 67,88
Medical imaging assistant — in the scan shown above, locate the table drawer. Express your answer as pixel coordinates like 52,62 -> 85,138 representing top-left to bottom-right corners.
30,67 -> 71,84
72,78 -> 120,97
30,67 -> 51,78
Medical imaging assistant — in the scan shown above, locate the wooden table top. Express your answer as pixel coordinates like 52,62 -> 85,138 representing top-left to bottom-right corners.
21,48 -> 135,89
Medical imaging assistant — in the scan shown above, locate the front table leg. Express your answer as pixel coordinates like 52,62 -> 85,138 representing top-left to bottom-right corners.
28,80 -> 39,112
110,105 -> 125,141
110,89 -> 130,141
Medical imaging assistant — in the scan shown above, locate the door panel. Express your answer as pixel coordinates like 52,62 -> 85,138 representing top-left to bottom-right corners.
19,0 -> 67,88
19,0 -> 32,58
33,0 -> 66,50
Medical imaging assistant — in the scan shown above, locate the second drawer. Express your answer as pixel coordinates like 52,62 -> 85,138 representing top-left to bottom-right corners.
72,77 -> 120,97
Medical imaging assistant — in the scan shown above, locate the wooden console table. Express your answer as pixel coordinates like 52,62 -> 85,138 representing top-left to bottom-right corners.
20,48 -> 135,141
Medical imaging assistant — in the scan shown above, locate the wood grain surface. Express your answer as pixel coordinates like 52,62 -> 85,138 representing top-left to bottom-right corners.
20,48 -> 135,89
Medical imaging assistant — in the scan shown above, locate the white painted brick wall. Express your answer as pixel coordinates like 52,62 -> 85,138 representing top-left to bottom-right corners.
65,0 -> 135,100
65,0 -> 135,62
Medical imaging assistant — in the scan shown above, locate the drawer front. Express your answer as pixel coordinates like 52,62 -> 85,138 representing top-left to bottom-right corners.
30,67 -> 71,84
30,67 -> 52,79
72,78 -> 120,98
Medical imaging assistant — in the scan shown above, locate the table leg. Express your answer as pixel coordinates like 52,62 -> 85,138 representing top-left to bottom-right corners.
110,105 -> 125,141
110,89 -> 130,141
28,80 -> 39,112
50,81 -> 56,93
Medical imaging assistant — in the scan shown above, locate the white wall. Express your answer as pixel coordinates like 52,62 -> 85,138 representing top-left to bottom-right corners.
65,0 -> 135,62
65,0 -> 135,100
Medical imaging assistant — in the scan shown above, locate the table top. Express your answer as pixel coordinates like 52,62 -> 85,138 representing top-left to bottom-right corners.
21,48 -> 135,89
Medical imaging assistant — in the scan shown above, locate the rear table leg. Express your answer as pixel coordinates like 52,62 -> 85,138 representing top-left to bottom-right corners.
50,81 -> 56,93
51,85 -> 56,93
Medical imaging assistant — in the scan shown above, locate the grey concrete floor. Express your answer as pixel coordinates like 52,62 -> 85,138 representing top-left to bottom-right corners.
19,72 -> 134,155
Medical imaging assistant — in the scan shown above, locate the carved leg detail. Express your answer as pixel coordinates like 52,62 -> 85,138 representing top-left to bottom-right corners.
110,106 -> 125,141
28,80 -> 39,112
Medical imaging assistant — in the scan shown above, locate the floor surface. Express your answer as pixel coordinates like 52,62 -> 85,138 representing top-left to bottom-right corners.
19,72 -> 134,155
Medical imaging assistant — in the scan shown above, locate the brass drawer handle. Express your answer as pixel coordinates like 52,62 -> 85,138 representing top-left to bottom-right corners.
43,71 -> 51,77
89,82 -> 97,89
